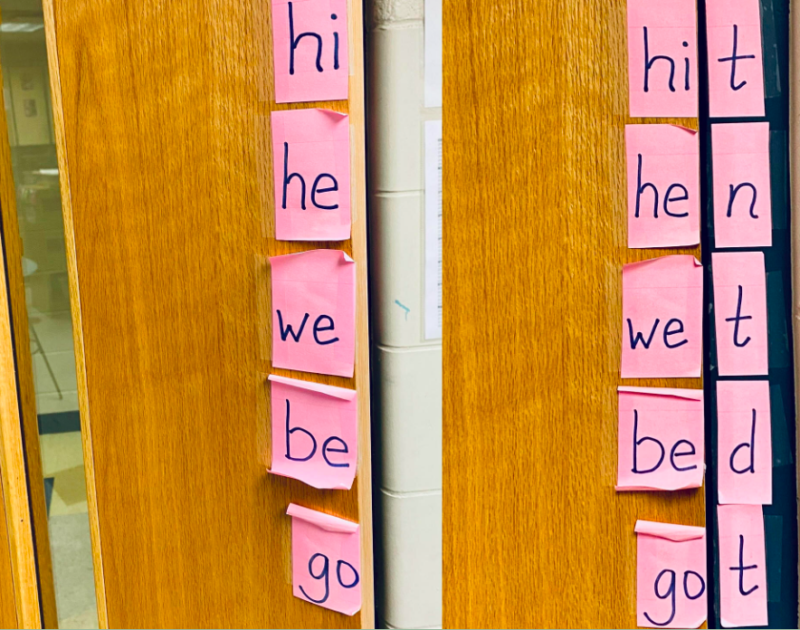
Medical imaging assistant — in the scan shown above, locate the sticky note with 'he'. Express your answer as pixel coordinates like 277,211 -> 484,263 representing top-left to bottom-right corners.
271,108 -> 351,241
626,124 -> 700,248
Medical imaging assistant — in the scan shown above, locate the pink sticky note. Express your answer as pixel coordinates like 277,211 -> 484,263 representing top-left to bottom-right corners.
626,125 -> 700,248
271,109 -> 351,241
707,0 -> 765,118
713,123 -> 771,248
271,0 -> 349,103
717,380 -> 772,505
621,255 -> 703,378
287,504 -> 361,616
271,249 -> 355,377
712,252 -> 768,376
718,505 -> 768,628
636,520 -> 707,629
269,374 -> 357,489
627,0 -> 698,117
617,387 -> 704,492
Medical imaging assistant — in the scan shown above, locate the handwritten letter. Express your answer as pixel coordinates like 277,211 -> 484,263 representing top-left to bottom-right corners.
706,0 -> 765,117
717,380 -> 772,505
712,251 -> 768,376
718,504 -> 768,628
712,123 -> 771,248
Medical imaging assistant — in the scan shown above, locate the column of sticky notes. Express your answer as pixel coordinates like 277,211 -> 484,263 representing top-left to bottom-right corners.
623,1 -> 770,628
267,0 -> 361,617
707,0 -> 771,626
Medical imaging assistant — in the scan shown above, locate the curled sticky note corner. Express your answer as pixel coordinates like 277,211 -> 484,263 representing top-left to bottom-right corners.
268,374 -> 357,401
287,503 -> 359,534
635,520 -> 705,542
617,385 -> 703,401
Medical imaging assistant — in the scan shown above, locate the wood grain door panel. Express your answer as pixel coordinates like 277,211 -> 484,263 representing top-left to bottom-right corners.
41,0 -> 373,627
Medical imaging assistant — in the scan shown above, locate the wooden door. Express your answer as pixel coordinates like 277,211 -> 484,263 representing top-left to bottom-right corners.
0,489 -> 18,629
0,20 -> 58,626
40,0 -> 373,627
0,143 -> 57,628
443,1 -> 706,627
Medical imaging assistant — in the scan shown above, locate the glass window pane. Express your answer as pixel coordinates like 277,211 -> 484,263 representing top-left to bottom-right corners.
0,1 -> 97,627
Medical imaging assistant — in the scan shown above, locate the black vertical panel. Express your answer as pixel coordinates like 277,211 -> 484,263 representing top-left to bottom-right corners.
699,0 -> 798,627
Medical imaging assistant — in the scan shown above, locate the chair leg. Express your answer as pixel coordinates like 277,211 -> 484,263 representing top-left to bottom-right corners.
30,322 -> 62,400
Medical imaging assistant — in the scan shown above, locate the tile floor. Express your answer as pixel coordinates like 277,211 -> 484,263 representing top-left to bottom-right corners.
32,310 -> 98,628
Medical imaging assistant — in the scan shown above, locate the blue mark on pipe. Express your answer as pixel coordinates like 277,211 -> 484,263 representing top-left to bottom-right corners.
394,300 -> 410,320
